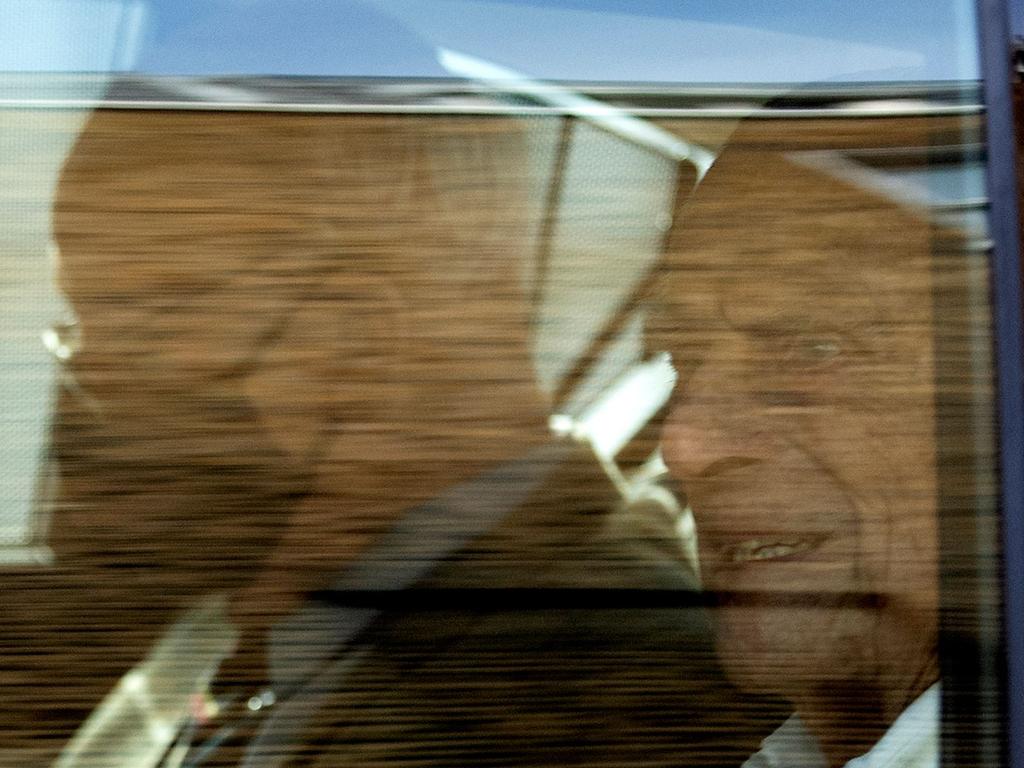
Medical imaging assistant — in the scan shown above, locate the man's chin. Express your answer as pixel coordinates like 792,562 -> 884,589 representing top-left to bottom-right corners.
715,642 -> 785,696
710,604 -> 870,699
712,608 -> 785,694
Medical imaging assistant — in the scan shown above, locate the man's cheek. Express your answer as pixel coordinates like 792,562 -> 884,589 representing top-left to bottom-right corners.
712,604 -> 878,693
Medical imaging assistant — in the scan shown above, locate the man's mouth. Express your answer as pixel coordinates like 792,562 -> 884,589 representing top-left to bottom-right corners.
721,534 -> 829,563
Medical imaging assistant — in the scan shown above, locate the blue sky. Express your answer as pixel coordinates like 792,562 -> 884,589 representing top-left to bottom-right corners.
1,0 -> 982,83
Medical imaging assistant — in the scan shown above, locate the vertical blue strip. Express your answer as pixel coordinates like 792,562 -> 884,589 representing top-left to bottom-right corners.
1010,0 -> 1024,39
976,1 -> 1024,767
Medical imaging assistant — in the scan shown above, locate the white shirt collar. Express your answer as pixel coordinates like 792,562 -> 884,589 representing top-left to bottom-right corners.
742,684 -> 940,768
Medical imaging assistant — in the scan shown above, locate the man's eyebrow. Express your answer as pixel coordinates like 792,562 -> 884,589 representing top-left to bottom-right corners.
718,293 -> 860,335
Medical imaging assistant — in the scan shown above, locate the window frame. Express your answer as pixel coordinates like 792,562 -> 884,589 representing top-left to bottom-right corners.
976,2 -> 1024,768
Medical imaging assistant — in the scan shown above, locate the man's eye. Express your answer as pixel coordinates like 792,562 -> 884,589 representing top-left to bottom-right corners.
785,334 -> 842,368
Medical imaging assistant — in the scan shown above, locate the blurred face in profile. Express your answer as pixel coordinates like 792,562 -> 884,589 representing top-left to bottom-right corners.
656,146 -> 940,724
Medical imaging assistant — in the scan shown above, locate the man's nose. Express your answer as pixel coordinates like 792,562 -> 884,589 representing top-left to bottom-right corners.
660,372 -> 773,484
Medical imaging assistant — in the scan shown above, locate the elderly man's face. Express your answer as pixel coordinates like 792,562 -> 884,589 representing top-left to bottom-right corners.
657,150 -> 940,703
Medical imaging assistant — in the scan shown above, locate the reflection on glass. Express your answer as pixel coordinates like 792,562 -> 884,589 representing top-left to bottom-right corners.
0,3 -> 1003,767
